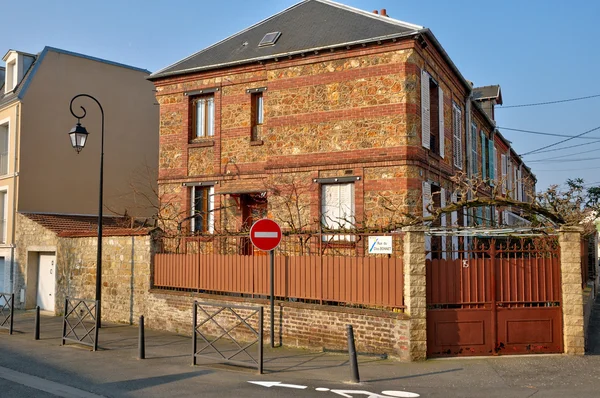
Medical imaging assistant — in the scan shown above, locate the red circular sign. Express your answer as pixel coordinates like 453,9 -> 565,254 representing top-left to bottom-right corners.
250,219 -> 282,251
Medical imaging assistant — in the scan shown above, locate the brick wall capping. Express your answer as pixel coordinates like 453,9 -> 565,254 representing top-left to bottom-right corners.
559,226 -> 584,233
148,289 -> 408,320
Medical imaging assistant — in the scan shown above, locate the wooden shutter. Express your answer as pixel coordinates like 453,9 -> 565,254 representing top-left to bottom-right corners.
440,188 -> 446,259
452,104 -> 462,169
322,184 -> 340,230
438,86 -> 444,158
208,186 -> 215,233
489,140 -> 495,186
481,132 -> 487,181
422,181 -> 431,217
451,192 -> 458,259
339,183 -> 355,229
501,154 -> 507,194
421,70 -> 430,149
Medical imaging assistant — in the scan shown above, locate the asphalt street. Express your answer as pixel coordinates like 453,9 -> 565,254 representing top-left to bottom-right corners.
1,300 -> 600,397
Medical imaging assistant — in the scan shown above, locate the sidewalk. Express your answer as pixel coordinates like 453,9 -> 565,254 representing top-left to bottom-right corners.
1,305 -> 600,397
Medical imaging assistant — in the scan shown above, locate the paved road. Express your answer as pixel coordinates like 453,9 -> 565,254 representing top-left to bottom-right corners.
1,303 -> 600,397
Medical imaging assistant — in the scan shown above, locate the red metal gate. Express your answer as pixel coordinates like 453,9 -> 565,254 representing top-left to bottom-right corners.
426,237 -> 563,357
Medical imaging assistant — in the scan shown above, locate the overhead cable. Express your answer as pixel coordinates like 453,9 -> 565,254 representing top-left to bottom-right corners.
497,93 -> 600,109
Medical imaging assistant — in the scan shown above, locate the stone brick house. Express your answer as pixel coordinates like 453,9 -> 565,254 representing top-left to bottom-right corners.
0,46 -> 158,306
148,0 -> 535,239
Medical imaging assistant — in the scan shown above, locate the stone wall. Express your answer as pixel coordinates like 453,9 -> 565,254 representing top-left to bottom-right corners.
58,235 -> 153,324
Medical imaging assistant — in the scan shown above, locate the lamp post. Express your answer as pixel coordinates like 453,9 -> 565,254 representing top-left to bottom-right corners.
68,94 -> 104,327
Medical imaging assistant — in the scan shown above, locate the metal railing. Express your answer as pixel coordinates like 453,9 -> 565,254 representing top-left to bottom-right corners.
0,293 -> 14,334
61,297 -> 99,351
192,300 -> 263,374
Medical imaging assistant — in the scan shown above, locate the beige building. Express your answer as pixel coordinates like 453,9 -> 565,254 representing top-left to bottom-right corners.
0,47 -> 158,308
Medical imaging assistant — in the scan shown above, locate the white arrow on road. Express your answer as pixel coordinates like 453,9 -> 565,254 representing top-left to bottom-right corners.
248,381 -> 308,390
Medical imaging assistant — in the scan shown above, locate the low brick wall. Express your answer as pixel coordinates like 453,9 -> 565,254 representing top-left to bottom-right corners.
144,290 -> 410,360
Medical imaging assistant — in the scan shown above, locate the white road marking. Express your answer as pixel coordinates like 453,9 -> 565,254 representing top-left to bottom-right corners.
381,391 -> 420,398
254,232 -> 279,238
330,390 -> 420,398
248,381 -> 307,389
316,387 -> 331,391
0,366 -> 105,398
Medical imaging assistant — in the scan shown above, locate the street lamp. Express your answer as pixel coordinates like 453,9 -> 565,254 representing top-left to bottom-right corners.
68,94 -> 104,327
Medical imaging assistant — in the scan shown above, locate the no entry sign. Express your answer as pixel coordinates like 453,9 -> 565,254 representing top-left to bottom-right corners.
250,219 -> 282,251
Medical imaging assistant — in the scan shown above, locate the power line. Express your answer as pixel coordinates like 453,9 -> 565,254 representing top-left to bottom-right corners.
527,140 -> 600,155
527,147 -> 600,162
520,125 -> 600,156
498,126 -> 600,140
497,93 -> 600,109
527,156 -> 600,163
534,165 -> 600,172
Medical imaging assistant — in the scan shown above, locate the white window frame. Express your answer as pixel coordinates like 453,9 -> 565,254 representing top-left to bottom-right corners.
321,182 -> 355,241
190,185 -> 214,233
193,95 -> 215,138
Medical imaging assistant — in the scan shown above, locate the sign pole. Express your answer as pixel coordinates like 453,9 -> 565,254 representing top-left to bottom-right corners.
270,249 -> 275,348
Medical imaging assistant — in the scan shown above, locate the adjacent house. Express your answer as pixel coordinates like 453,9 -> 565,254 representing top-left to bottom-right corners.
0,47 -> 158,309
148,0 -> 534,239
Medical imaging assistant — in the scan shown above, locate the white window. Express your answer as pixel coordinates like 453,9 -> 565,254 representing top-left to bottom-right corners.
0,123 -> 8,175
321,183 -> 355,231
190,185 -> 214,233
192,96 -> 215,138
452,103 -> 462,169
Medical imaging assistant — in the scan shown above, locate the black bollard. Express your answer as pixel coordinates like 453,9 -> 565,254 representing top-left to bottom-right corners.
138,315 -> 145,360
346,324 -> 360,383
34,306 -> 40,340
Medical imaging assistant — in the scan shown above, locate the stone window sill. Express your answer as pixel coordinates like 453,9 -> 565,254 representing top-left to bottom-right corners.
188,140 -> 215,148
250,140 -> 264,146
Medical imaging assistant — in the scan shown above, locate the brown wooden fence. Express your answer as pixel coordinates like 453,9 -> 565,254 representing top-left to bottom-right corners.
153,232 -> 404,310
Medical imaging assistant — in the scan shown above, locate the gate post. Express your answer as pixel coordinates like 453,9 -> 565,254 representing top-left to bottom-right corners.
559,226 -> 585,355
402,226 -> 428,361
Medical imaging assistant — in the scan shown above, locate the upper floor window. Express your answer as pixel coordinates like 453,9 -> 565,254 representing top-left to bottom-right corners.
190,185 -> 214,233
0,190 -> 6,243
0,123 -> 7,175
452,103 -> 463,169
251,92 -> 263,141
421,70 -> 444,158
191,95 -> 214,139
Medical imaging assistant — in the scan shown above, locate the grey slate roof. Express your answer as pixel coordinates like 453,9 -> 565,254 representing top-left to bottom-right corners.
149,0 -> 423,80
473,85 -> 502,104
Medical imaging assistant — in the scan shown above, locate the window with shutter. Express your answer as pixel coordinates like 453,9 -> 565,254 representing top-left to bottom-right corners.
489,141 -> 496,186
422,181 -> 432,218
421,70 -> 430,150
452,103 -> 462,169
191,186 -> 215,233
0,123 -> 8,176
481,132 -> 487,182
471,123 -> 478,175
501,154 -> 507,194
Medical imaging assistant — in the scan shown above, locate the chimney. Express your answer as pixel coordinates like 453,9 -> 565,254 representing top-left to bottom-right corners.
373,10 -> 379,14
380,9 -> 388,17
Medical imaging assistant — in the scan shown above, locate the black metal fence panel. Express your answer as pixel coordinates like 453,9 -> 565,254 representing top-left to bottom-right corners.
0,293 -> 14,335
192,300 -> 263,374
62,297 -> 99,351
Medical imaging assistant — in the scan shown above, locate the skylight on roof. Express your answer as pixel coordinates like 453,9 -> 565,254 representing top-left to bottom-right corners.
258,32 -> 281,47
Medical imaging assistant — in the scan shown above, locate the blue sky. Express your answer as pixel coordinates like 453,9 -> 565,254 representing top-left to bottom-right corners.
2,0 -> 599,192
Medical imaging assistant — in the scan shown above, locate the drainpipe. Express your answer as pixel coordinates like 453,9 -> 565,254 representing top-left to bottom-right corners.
10,103 -> 19,297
